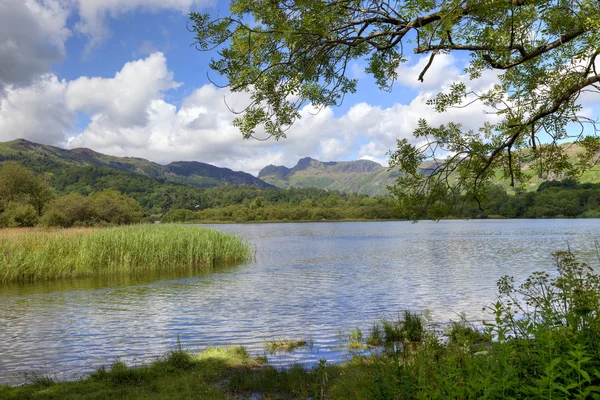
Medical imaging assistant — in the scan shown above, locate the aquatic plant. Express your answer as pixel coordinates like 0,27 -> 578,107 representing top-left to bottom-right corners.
0,224 -> 252,283
264,339 -> 310,353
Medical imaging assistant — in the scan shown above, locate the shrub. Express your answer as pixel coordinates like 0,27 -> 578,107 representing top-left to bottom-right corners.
0,202 -> 38,227
38,210 -> 68,228
363,252 -> 600,399
400,311 -> 424,342
91,190 -> 144,225
45,193 -> 94,227
161,209 -> 194,223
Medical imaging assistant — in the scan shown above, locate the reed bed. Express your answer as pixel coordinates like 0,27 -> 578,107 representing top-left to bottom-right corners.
0,224 -> 252,283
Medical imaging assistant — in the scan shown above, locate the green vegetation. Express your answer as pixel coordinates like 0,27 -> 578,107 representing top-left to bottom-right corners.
259,157 -> 399,197
0,225 -> 251,283
0,161 -> 402,226
0,139 -> 270,190
4,251 -> 600,398
7,158 -> 600,225
264,339 -> 310,354
161,187 -> 399,223
442,179 -> 600,219
191,1 -> 600,219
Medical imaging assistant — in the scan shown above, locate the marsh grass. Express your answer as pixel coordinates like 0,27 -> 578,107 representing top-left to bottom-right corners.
0,224 -> 252,283
365,311 -> 426,346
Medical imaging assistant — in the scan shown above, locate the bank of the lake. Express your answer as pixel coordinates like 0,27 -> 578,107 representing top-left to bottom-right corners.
4,250 -> 600,400
2,220 -> 600,387
0,225 -> 252,283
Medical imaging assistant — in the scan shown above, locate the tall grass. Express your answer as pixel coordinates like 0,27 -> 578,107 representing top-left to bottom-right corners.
0,224 -> 252,283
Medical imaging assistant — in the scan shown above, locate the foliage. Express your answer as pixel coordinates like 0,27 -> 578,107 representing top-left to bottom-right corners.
190,0 -> 600,219
90,190 -> 144,225
0,225 -> 252,283
7,160 -> 600,226
0,202 -> 39,228
49,166 -> 209,214
335,252 -> 600,399
40,190 -> 144,227
0,162 -> 53,216
368,311 -> 426,345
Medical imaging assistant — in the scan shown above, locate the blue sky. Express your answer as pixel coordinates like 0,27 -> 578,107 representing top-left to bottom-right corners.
1,1 -> 594,176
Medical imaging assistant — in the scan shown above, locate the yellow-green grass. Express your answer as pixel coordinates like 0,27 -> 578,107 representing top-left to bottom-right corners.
0,225 -> 252,283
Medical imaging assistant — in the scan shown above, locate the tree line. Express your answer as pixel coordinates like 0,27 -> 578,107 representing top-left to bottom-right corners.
2,161 -> 600,227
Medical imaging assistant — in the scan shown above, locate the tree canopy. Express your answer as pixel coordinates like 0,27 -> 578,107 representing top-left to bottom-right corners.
190,0 -> 600,218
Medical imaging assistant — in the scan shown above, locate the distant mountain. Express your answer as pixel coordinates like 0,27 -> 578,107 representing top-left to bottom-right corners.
260,143 -> 600,196
0,139 -> 272,189
259,157 -> 400,196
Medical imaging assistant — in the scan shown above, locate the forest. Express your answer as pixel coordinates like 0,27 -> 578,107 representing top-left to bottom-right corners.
2,159 -> 598,227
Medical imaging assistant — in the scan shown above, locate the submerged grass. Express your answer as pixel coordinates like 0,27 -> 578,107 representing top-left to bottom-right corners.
264,338 -> 310,353
0,224 -> 252,283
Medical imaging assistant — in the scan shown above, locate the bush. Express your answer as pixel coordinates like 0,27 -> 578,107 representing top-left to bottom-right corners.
362,252 -> 600,399
0,202 -> 38,227
91,190 -> 144,225
400,311 -> 424,342
38,210 -> 68,228
46,193 -> 94,227
161,209 -> 194,223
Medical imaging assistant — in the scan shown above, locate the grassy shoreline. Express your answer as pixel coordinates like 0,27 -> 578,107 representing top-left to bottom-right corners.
3,250 -> 600,398
0,225 -> 252,284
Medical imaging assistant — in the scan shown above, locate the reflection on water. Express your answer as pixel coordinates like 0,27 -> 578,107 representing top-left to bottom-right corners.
1,219 -> 599,384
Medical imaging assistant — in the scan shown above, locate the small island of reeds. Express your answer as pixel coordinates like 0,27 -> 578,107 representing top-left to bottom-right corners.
0,224 -> 252,283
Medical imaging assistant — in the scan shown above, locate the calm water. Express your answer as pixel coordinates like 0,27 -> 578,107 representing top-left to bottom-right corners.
1,219 -> 599,384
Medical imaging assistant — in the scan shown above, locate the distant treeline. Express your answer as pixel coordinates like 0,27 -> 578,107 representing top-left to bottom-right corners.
164,179 -> 600,222
2,161 -> 600,228
161,189 -> 399,223
0,162 -> 399,227
452,179 -> 600,219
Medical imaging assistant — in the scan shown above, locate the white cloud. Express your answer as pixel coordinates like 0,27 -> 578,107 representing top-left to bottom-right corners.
396,54 -> 460,90
0,50 -> 503,176
0,0 -> 212,90
65,52 -> 180,126
67,87 -> 355,174
0,0 -> 70,90
0,74 -> 72,145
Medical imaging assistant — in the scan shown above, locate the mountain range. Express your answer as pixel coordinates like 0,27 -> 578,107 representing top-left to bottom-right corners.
258,157 -> 399,196
2,139 -> 599,198
0,139 -> 271,189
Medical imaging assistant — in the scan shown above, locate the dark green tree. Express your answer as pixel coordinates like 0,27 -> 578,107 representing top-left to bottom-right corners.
0,162 -> 54,217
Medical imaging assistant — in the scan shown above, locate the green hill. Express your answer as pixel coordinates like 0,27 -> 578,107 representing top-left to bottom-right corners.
259,157 -> 401,196
261,144 -> 600,196
0,139 -> 272,189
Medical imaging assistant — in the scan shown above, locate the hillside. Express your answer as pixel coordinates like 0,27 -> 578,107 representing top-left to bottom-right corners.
0,139 -> 272,189
258,157 -> 401,196
261,144 -> 600,196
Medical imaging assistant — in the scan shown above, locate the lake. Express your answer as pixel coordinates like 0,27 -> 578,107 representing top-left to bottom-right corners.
1,219 -> 599,384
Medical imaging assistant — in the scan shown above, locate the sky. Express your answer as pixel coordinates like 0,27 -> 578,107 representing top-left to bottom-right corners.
0,0 -> 597,176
